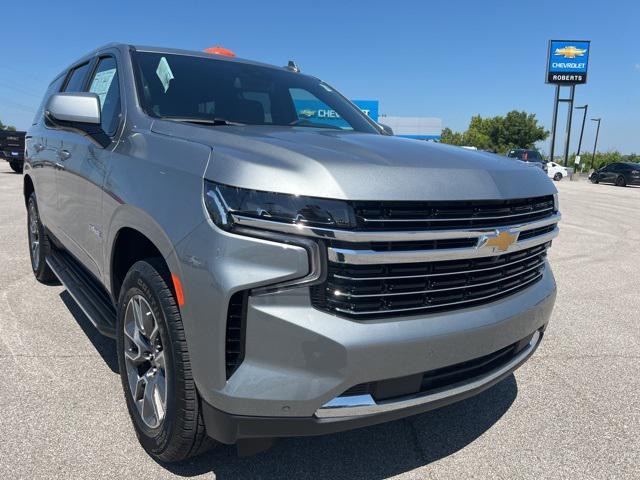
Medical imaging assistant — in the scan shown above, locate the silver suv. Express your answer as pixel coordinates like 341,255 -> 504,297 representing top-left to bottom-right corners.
24,44 -> 559,461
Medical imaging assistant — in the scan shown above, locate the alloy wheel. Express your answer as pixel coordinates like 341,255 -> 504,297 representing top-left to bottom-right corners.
28,200 -> 40,270
123,295 -> 168,429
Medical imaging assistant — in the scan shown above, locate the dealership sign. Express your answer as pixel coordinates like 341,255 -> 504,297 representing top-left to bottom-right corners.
546,40 -> 590,84
293,100 -> 379,128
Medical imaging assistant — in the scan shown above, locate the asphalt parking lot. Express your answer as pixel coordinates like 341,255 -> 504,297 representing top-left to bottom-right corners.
0,161 -> 638,479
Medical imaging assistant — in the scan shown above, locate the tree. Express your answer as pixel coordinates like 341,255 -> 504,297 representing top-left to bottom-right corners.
441,111 -> 549,154
0,118 -> 16,131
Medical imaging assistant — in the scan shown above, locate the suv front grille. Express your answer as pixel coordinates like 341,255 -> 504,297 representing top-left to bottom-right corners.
311,243 -> 549,319
351,195 -> 555,230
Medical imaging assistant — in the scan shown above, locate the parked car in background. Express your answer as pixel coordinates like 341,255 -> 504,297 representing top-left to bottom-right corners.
0,130 -> 25,173
24,43 -> 560,461
589,162 -> 640,187
507,148 -> 548,173
547,162 -> 568,181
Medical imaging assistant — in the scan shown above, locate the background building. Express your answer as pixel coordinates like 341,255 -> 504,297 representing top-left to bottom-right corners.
378,116 -> 442,140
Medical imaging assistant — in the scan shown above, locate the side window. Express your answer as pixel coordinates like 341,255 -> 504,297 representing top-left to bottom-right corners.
88,57 -> 121,135
33,74 -> 65,125
64,63 -> 91,92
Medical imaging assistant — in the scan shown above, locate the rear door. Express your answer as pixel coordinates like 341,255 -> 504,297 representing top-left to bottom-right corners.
56,55 -> 123,278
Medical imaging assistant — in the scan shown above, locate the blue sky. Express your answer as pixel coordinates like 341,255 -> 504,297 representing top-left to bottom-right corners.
1,0 -> 638,153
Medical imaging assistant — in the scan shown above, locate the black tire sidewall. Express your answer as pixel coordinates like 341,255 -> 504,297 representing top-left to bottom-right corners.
554,173 -> 562,181
10,162 -> 23,173
27,194 -> 48,278
116,263 -> 178,456
616,176 -> 626,187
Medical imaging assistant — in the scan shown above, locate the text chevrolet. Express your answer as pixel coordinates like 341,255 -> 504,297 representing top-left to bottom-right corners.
24,44 -> 559,461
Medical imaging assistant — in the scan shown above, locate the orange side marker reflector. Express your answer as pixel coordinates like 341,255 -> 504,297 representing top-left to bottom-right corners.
171,273 -> 185,307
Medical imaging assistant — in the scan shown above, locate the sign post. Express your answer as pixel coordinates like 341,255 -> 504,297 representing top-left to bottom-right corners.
546,40 -> 591,168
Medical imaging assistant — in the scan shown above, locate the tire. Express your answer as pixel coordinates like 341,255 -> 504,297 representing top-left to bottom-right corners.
615,176 -> 626,187
9,162 -> 23,173
27,192 -> 58,284
116,259 -> 216,462
553,172 -> 563,181
590,174 -> 599,184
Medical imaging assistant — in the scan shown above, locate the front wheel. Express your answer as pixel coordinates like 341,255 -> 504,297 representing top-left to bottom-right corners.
615,176 -> 626,187
116,259 -> 216,462
9,162 -> 23,173
553,172 -> 563,181
590,174 -> 599,184
27,192 -> 58,284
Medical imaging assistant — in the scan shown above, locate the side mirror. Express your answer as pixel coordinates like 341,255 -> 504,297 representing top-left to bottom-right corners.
45,92 -> 110,147
378,123 -> 394,136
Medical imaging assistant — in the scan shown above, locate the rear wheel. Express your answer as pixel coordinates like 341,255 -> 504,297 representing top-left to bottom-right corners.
116,259 -> 216,462
553,172 -> 563,181
615,176 -> 626,187
9,162 -> 23,173
27,192 -> 58,284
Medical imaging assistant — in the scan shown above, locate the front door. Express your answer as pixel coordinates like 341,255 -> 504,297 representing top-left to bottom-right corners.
56,56 -> 122,279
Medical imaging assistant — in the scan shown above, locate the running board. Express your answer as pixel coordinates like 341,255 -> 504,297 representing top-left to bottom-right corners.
46,249 -> 117,338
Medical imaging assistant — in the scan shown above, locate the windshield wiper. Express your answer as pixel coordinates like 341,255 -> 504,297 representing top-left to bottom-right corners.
161,117 -> 246,126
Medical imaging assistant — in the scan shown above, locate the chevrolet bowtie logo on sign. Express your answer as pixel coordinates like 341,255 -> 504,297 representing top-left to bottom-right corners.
480,229 -> 520,252
554,46 -> 588,59
547,39 -> 590,85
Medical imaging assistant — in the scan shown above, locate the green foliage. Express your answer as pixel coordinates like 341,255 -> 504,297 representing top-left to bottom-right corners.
441,111 -> 549,154
0,118 -> 17,131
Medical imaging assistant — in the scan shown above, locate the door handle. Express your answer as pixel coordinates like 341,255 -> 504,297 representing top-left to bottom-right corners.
58,149 -> 71,161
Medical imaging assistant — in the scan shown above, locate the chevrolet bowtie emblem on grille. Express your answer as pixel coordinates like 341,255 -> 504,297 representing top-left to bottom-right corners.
554,46 -> 587,59
479,229 -> 519,252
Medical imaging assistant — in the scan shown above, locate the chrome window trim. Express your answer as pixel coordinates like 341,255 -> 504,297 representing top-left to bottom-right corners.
316,330 -> 541,418
327,227 -> 558,265
231,213 -> 561,243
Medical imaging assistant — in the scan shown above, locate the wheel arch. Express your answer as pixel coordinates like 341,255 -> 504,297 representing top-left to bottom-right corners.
23,174 -> 34,207
107,211 -> 181,305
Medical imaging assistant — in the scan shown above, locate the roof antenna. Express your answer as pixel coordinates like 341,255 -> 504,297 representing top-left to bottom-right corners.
286,60 -> 300,73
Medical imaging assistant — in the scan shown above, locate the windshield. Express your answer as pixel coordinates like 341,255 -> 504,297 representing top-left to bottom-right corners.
132,51 -> 379,133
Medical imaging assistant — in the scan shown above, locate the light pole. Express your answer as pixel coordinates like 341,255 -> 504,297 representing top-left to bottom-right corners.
590,118 -> 601,171
575,105 -> 588,170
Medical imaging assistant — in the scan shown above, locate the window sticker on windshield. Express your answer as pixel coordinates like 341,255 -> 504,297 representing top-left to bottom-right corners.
156,56 -> 174,93
89,68 -> 116,107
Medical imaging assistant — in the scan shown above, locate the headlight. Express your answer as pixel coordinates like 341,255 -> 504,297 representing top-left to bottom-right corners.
204,181 -> 357,231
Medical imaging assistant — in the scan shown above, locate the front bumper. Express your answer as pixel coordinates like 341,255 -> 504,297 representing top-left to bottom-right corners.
202,327 -> 544,444
173,217 -> 557,442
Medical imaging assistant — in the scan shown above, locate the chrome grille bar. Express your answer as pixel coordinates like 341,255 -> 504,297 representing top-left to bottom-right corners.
333,249 -> 547,281
327,226 -> 558,264
333,272 -> 544,316
231,213 -> 561,244
331,261 -> 545,298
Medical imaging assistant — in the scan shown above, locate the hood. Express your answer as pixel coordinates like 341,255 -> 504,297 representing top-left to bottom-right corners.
151,121 -> 556,201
